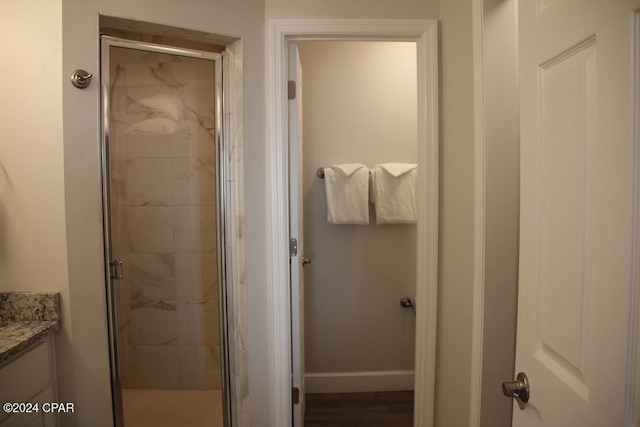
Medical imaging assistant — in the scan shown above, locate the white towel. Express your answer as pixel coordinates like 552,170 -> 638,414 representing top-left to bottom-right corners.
324,163 -> 370,225
371,163 -> 418,224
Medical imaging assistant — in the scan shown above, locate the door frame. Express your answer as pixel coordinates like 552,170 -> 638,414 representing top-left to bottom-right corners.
266,19 -> 439,427
468,0 -> 520,425
469,1 -> 486,423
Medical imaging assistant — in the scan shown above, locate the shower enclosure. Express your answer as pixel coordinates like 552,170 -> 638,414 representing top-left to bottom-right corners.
100,34 -> 233,427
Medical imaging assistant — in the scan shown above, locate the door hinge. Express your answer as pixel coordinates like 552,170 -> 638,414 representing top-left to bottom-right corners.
292,387 -> 300,405
289,237 -> 298,257
288,80 -> 296,100
110,260 -> 124,280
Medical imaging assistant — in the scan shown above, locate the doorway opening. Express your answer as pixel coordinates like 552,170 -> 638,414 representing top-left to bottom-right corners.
292,40 -> 418,426
266,19 -> 439,427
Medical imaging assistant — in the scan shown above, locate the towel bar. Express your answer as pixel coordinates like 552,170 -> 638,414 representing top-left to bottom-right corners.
316,167 -> 372,179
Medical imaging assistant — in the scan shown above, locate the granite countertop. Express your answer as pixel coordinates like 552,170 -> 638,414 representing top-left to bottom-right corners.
0,292 -> 60,365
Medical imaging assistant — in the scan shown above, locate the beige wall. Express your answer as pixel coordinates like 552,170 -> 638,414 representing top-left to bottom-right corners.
0,0 -> 73,417
436,0 -> 476,426
266,0 -> 438,19
0,2 -> 67,291
298,41 -> 417,378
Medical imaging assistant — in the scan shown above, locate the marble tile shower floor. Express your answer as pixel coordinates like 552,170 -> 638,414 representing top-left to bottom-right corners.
122,389 -> 223,427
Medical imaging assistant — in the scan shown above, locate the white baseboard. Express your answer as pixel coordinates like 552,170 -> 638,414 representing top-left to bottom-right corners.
305,370 -> 415,394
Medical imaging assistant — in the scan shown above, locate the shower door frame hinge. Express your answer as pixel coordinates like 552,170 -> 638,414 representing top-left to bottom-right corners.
289,237 -> 298,257
292,387 -> 300,405
110,260 -> 124,280
288,80 -> 296,100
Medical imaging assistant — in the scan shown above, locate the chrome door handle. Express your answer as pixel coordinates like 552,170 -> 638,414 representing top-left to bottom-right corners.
302,257 -> 312,266
502,372 -> 529,410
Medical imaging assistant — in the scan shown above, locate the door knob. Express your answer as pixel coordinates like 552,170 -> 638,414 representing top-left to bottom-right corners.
502,372 -> 529,410
302,257 -> 312,266
400,297 -> 417,314
400,297 -> 414,308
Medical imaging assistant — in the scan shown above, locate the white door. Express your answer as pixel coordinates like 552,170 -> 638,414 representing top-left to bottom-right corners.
289,43 -> 306,427
514,0 -> 640,425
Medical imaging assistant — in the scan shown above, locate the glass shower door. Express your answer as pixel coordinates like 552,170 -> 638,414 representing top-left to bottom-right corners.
101,38 -> 227,427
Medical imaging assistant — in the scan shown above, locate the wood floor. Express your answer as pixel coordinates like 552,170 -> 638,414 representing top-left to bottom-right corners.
304,391 -> 414,427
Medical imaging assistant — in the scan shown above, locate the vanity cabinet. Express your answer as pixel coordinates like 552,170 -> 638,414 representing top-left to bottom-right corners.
0,337 -> 57,427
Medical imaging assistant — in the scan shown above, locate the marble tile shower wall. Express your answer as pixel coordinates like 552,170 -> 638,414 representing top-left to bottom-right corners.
109,47 -> 221,390
224,40 -> 250,426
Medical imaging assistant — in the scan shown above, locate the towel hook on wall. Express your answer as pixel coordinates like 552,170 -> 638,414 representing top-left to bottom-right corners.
70,69 -> 93,89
